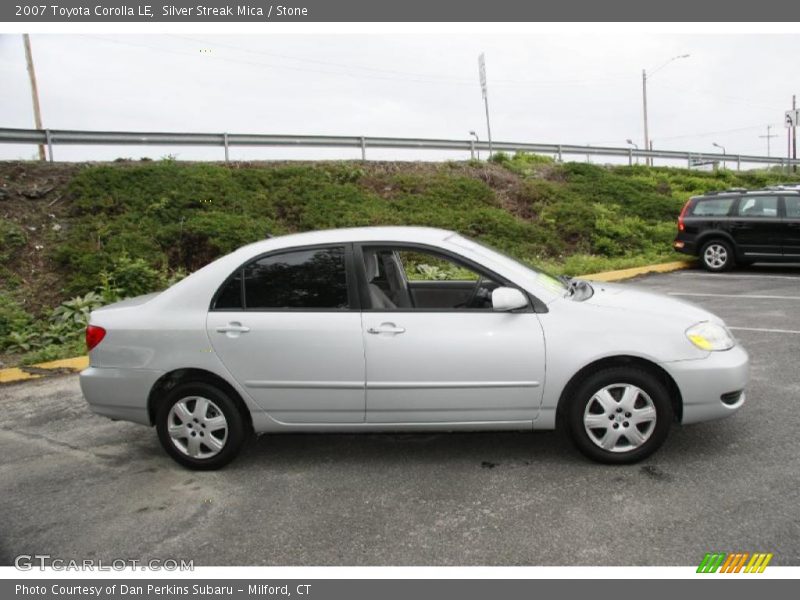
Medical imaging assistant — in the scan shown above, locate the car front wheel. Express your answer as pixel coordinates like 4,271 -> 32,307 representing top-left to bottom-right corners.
700,239 -> 734,272
566,367 -> 673,464
155,382 -> 248,470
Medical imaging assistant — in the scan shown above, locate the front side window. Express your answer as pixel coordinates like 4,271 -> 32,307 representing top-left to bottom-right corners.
361,246 -> 502,310
735,196 -> 779,218
214,247 -> 349,310
784,196 -> 800,218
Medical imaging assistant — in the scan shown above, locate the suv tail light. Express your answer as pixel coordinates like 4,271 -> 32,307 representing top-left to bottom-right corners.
678,199 -> 692,231
86,325 -> 106,351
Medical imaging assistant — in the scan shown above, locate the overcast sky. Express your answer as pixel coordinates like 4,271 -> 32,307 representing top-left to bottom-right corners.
0,33 -> 797,163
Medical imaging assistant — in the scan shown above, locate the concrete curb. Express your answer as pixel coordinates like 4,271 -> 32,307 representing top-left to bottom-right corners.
0,259 -> 695,385
580,260 -> 693,282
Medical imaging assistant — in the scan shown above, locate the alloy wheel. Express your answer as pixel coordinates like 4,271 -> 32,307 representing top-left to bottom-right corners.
167,396 -> 229,459
583,383 -> 657,453
703,243 -> 728,269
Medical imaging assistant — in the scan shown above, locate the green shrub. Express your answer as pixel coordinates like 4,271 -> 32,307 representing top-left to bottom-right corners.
19,338 -> 86,366
101,256 -> 164,298
0,292 -> 33,342
0,221 -> 27,259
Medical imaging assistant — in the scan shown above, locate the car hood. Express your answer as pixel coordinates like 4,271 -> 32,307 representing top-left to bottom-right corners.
579,281 -> 722,325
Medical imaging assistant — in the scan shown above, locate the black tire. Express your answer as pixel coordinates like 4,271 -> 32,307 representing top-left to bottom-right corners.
700,239 -> 735,272
565,367 -> 673,465
155,382 -> 248,470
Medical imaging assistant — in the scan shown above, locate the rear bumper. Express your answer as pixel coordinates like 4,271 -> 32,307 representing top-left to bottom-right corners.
80,366 -> 164,426
673,236 -> 697,256
663,344 -> 749,425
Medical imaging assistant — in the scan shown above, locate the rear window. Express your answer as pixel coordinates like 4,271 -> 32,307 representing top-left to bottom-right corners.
690,197 -> 736,217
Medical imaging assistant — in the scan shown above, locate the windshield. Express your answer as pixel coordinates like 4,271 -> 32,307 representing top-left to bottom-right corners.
446,234 -> 568,293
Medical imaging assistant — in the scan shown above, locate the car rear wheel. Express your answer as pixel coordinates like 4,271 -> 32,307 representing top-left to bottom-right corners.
155,382 -> 247,470
566,367 -> 673,464
700,239 -> 734,272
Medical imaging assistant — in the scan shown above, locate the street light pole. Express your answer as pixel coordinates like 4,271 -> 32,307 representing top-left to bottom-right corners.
626,139 -> 639,165
469,130 -> 480,161
713,142 -> 726,170
641,54 -> 689,168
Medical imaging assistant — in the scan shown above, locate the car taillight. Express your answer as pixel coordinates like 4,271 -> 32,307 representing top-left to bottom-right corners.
86,325 -> 106,351
678,199 -> 692,232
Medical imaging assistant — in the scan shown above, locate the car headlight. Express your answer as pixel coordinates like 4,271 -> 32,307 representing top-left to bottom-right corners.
685,322 -> 735,351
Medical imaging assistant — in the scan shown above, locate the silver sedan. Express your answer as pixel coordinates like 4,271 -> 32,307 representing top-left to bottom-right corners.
80,227 -> 748,469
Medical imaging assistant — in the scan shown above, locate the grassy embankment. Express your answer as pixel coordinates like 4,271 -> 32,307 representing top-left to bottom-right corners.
2,153 -> 798,365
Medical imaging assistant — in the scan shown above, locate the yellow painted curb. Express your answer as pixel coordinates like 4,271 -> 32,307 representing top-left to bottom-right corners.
0,260 -> 693,385
580,260 -> 693,282
0,355 -> 89,385
33,356 -> 89,371
0,367 -> 43,384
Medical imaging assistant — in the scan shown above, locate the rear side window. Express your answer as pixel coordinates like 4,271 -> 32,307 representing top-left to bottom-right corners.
248,247 -> 349,309
735,196 -> 778,218
690,197 -> 735,217
214,247 -> 349,310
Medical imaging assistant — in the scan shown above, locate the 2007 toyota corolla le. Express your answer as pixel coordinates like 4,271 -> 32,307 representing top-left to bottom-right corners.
80,227 -> 749,469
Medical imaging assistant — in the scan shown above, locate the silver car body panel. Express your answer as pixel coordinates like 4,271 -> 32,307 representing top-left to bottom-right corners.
80,226 -> 749,433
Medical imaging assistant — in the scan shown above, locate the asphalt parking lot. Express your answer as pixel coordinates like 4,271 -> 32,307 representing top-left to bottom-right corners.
2,265 -> 799,566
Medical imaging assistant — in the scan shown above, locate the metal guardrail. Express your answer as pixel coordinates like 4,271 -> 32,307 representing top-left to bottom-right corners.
1,127 -> 799,169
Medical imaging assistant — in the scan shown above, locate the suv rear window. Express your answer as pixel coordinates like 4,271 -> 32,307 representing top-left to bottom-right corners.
690,197 -> 735,217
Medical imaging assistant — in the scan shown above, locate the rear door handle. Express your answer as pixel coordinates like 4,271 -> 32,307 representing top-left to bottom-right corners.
216,322 -> 251,334
367,323 -> 406,335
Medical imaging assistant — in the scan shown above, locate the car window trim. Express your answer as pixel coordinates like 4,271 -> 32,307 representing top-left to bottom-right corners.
353,241 -> 546,313
209,243 -> 361,312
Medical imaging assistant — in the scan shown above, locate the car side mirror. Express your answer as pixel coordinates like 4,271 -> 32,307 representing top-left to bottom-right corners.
491,287 -> 528,312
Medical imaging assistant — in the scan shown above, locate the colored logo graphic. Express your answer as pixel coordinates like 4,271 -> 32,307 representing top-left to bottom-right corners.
697,552 -> 773,573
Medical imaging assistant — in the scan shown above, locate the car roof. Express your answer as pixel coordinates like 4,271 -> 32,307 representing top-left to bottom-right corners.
250,226 -> 456,249
693,188 -> 800,200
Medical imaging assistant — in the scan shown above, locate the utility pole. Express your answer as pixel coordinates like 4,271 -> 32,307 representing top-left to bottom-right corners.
759,125 -> 777,157
641,54 -> 689,169
794,94 -> 797,173
478,53 -> 493,159
23,34 -> 46,161
642,70 -> 649,167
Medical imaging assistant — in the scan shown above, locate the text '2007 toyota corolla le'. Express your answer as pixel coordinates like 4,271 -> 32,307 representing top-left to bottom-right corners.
80,227 -> 749,469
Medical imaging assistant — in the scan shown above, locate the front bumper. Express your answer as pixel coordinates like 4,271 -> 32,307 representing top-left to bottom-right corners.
80,366 -> 165,426
663,343 -> 749,425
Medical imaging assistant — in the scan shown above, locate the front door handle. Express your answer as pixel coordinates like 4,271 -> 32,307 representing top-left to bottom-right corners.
367,323 -> 406,335
216,322 -> 251,334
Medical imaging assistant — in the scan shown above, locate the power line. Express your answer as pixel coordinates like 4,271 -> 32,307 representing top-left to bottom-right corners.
655,123 -> 782,142
79,34 -> 635,89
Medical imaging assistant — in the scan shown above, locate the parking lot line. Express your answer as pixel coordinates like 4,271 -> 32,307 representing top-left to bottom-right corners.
729,326 -> 800,334
675,273 -> 800,280
669,292 -> 800,300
